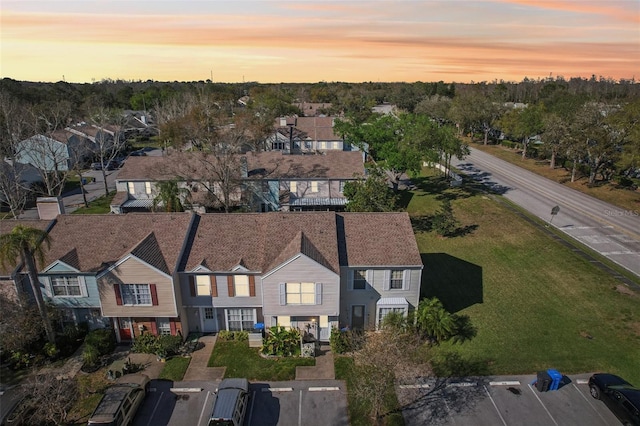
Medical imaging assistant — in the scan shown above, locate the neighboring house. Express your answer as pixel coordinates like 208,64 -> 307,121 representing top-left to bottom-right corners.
267,116 -> 364,154
1,214 -> 193,340
180,211 -> 422,340
111,151 -> 365,213
372,103 -> 399,116
245,150 -> 365,212
14,131 -> 87,172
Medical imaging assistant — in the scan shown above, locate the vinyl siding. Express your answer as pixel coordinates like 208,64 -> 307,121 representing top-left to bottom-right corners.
211,274 -> 262,307
98,257 -> 177,317
263,254 -> 339,317
41,274 -> 101,308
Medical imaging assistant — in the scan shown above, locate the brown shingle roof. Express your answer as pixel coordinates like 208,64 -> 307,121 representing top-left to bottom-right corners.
43,213 -> 192,274
185,212 -> 340,273
118,151 -> 364,181
337,212 -> 422,267
274,116 -> 341,140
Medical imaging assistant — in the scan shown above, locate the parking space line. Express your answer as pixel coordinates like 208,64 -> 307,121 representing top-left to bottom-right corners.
247,391 -> 257,426
448,382 -> 474,387
146,392 -> 164,426
572,383 -> 609,424
262,387 -> 293,392
298,390 -> 303,426
489,381 -> 521,386
483,385 -> 508,426
171,387 -> 202,393
399,384 -> 431,389
576,379 -> 588,385
197,391 -> 212,426
308,387 -> 340,391
443,399 -> 458,425
527,384 -> 559,426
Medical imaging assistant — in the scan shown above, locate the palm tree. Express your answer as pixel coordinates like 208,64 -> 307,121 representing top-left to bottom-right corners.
152,180 -> 190,212
415,297 -> 456,344
0,225 -> 56,343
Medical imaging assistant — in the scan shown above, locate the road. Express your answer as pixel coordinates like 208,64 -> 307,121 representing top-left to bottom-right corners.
452,148 -> 640,278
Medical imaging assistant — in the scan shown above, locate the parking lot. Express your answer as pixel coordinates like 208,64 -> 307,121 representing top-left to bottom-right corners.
133,379 -> 348,426
397,374 -> 622,425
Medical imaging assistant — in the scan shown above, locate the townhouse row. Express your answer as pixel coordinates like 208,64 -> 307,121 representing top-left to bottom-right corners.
1,211 -> 423,343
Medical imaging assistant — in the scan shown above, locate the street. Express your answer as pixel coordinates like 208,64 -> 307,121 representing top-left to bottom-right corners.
452,148 -> 640,278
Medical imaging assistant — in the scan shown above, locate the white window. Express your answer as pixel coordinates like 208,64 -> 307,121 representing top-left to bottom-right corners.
121,284 -> 152,305
226,308 -> 255,331
310,181 -> 318,193
352,270 -> 367,290
319,141 -> 326,150
378,307 -> 406,326
290,181 -> 297,193
286,282 -> 315,305
305,141 -> 312,149
389,270 -> 404,290
234,275 -> 250,297
339,180 -> 345,193
51,276 -> 82,297
157,318 -> 171,335
145,182 -> 152,195
127,182 -> 135,194
196,276 -> 210,296
204,308 -> 214,320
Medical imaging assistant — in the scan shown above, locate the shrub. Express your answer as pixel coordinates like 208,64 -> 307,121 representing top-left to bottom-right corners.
131,333 -> 161,354
217,331 -> 249,341
330,328 -> 351,354
82,345 -> 100,366
43,342 -> 60,359
261,326 -> 301,357
158,335 -> 183,355
84,328 -> 116,356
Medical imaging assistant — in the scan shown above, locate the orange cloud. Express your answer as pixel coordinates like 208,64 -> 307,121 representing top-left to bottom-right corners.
496,0 -> 640,24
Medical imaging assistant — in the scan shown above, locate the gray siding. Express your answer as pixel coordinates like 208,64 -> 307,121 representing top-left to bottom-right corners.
262,254 -> 339,317
40,262 -> 101,308
213,274 -> 262,308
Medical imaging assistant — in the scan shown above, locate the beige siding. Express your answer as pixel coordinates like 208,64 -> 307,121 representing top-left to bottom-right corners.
99,257 -> 177,317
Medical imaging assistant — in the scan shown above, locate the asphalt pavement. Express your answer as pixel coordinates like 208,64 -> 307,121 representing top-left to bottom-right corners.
452,148 -> 640,278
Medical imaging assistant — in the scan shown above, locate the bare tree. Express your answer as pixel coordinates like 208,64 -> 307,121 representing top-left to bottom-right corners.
14,373 -> 78,425
0,91 -> 37,218
87,107 -> 129,196
0,292 -> 44,353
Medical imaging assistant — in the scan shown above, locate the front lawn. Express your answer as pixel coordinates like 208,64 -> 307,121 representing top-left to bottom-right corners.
208,341 -> 314,381
408,170 -> 640,385
158,356 -> 191,382
71,191 -> 116,214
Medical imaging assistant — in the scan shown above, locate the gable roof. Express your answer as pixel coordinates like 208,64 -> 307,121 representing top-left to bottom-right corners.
274,116 -> 341,141
337,212 -> 422,267
42,213 -> 192,274
117,151 -> 364,182
184,211 -> 421,274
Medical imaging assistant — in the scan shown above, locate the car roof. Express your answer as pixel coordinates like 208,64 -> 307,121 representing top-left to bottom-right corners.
593,373 -> 632,387
91,385 -> 138,419
211,379 -> 248,419
616,388 -> 640,409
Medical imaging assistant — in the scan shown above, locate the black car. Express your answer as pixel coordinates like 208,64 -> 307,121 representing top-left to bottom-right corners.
589,373 -> 640,426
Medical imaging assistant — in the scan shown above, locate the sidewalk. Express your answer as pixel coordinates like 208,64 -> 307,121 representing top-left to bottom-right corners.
295,344 -> 335,380
182,334 -> 225,382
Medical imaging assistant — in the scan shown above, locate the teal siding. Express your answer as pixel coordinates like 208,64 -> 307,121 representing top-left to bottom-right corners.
40,274 -> 101,308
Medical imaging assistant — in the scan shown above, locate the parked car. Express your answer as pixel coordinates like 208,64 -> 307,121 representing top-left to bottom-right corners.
88,374 -> 150,426
128,149 -> 147,157
91,160 -> 121,171
208,378 -> 250,426
589,373 -> 640,426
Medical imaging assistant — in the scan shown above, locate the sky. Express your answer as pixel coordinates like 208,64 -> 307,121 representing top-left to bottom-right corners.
1,0 -> 639,84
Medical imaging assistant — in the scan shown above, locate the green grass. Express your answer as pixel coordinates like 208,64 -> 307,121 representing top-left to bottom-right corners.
71,191 -> 116,214
208,341 -> 314,381
407,169 -> 640,385
158,356 -> 191,382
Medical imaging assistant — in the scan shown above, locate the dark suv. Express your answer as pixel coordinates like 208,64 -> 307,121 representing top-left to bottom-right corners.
589,373 -> 640,426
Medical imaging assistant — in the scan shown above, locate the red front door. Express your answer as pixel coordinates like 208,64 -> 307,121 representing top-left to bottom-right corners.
118,318 -> 132,341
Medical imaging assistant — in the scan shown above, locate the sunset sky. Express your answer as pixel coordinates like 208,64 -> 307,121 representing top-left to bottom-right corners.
1,0 -> 638,84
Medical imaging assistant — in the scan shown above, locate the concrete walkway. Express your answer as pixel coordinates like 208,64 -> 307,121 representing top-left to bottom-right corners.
295,345 -> 335,380
182,334 -> 225,382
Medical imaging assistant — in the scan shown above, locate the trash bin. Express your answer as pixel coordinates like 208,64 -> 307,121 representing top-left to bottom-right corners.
547,369 -> 562,391
536,371 -> 551,392
254,322 -> 265,337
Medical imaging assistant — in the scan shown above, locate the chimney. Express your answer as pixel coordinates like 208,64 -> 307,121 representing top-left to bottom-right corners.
36,197 -> 65,220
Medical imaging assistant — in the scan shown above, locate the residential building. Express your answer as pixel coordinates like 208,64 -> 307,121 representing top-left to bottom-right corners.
267,116 -> 365,154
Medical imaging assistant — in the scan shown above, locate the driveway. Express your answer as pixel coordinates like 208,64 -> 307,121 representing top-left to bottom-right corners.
452,148 -> 640,278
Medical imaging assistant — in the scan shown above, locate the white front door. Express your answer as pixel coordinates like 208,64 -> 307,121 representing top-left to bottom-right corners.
201,307 -> 218,333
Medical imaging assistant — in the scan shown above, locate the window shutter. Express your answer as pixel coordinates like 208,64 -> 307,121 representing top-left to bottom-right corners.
189,276 -> 196,297
383,270 -> 390,291
210,276 -> 218,297
249,276 -> 256,297
403,270 -> 409,290
114,284 -> 122,305
347,270 -> 353,291
79,276 -> 88,297
150,320 -> 158,335
315,283 -> 322,305
170,319 -> 177,335
227,276 -> 234,297
279,283 -> 286,305
150,284 -> 158,305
